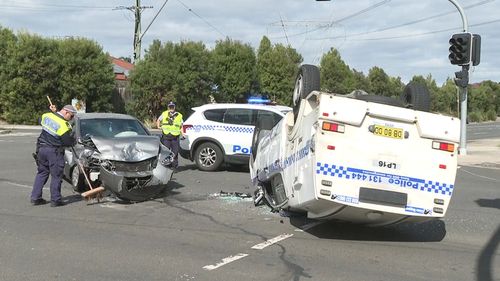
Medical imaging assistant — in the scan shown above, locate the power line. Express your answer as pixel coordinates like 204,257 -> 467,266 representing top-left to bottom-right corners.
270,0 -> 391,40
175,0 -> 225,37
312,18 -> 500,42
0,1 -> 114,10
140,0 -> 170,42
314,0 -> 495,40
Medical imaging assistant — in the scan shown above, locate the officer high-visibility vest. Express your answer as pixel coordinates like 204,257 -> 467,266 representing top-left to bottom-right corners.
161,111 -> 183,136
41,112 -> 72,137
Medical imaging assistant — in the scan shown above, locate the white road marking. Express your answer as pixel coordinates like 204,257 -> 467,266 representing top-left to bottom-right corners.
461,168 -> 499,182
202,253 -> 248,271
0,132 -> 37,137
294,221 -> 325,232
2,181 -> 32,189
251,233 -> 294,250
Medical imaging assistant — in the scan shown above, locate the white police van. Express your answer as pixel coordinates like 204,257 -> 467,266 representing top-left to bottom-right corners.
180,103 -> 291,171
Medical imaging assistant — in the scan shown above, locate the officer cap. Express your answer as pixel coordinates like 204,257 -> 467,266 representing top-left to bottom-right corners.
63,105 -> 77,113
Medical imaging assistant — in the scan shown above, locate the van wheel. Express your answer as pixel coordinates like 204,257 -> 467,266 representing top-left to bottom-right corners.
401,82 -> 431,112
293,64 -> 320,120
194,142 -> 223,171
71,165 -> 88,193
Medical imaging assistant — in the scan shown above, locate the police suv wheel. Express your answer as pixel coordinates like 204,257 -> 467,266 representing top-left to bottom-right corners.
71,165 -> 87,193
194,142 -> 223,171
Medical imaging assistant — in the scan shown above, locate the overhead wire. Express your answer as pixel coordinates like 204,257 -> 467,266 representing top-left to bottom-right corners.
175,0 -> 226,38
270,0 -> 391,40
140,0 -> 170,41
321,18 -> 500,42
312,0 -> 495,41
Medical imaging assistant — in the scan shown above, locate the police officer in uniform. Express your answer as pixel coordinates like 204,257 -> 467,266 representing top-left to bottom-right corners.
30,105 -> 77,207
157,101 -> 183,169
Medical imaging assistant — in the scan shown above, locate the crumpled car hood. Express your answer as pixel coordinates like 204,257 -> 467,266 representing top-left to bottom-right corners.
91,136 -> 160,161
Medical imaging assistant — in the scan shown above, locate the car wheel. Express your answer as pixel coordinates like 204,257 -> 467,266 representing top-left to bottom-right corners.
71,165 -> 88,193
293,64 -> 320,120
194,142 -> 223,171
400,82 -> 431,112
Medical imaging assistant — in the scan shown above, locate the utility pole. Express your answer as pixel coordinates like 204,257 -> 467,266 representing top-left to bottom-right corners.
115,1 -> 153,62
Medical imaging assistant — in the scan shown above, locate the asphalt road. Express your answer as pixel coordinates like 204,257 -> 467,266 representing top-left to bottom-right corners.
0,130 -> 498,281
467,121 -> 500,140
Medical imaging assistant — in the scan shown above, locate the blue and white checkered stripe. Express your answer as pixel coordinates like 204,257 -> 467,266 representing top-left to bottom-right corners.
421,181 -> 453,195
188,125 -> 254,134
316,162 -> 454,196
316,163 -> 350,179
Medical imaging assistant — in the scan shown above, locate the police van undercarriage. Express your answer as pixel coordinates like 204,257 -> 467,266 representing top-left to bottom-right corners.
250,65 -> 460,226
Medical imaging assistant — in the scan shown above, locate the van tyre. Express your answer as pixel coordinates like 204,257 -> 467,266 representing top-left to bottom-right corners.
293,64 -> 320,120
194,142 -> 223,171
401,82 -> 431,112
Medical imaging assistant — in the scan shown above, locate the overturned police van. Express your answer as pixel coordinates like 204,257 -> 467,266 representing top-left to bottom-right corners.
250,65 -> 460,226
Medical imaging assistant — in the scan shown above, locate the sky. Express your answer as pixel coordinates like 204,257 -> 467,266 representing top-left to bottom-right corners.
1,0 -> 499,85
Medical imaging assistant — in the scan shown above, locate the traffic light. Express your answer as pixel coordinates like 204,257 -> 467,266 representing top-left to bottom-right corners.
471,34 -> 481,66
449,33 -> 472,66
454,69 -> 469,88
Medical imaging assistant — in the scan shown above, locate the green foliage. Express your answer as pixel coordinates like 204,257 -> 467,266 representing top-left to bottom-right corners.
257,36 -> 302,105
0,26 -> 17,116
1,33 -> 61,124
129,40 -> 212,121
320,48 -> 354,95
368,66 -> 392,97
468,111 -> 483,122
210,38 -> 256,102
434,79 -> 458,115
57,37 -> 115,112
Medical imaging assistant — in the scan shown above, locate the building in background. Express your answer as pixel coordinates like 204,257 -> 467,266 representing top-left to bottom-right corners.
110,56 -> 134,113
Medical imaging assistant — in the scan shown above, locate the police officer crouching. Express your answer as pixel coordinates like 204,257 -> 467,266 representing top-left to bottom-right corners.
30,104 -> 77,207
157,101 -> 183,169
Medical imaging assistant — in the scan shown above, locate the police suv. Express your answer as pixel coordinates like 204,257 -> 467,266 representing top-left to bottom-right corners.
180,103 -> 291,171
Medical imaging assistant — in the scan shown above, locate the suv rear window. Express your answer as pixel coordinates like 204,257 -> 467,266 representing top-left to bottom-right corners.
203,109 -> 226,123
224,108 -> 254,126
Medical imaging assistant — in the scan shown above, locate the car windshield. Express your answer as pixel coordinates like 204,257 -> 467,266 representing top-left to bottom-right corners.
79,118 -> 149,138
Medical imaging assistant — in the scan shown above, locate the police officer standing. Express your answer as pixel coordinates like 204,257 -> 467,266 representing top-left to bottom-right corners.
30,104 -> 77,207
157,101 -> 183,169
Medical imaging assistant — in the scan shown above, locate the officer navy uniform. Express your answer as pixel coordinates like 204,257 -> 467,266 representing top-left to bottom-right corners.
31,105 -> 76,207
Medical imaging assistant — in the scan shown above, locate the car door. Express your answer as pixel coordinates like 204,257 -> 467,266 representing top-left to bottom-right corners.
222,108 -> 255,156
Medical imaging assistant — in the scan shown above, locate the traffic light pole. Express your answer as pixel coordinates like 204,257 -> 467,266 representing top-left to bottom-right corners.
448,0 -> 469,155
458,65 -> 469,155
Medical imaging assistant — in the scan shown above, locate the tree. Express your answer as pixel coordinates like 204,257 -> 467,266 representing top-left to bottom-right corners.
320,48 -> 354,95
210,38 -> 256,102
469,81 -> 498,121
129,40 -> 212,121
57,37 -> 115,112
351,69 -> 370,92
0,26 -> 17,117
1,33 -> 61,124
368,66 -> 392,97
411,74 -> 440,112
257,36 -> 302,105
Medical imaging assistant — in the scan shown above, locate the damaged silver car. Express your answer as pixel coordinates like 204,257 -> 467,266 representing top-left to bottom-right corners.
63,113 -> 174,202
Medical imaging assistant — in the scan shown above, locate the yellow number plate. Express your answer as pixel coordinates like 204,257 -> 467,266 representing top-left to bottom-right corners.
373,125 -> 403,139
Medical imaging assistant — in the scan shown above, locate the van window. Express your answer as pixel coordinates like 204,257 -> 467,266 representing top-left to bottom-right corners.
256,110 -> 282,129
203,109 -> 226,123
224,108 -> 254,126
